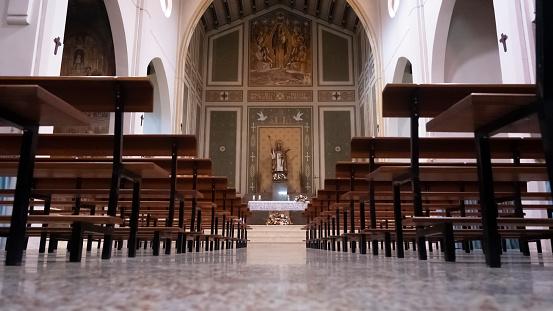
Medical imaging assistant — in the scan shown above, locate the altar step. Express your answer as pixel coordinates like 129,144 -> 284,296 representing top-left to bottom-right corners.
247,225 -> 305,244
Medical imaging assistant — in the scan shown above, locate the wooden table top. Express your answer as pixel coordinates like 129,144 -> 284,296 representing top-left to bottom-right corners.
0,76 -> 153,112
0,85 -> 91,127
0,161 -> 169,179
426,93 -> 538,133
382,83 -> 535,118
403,216 -> 553,227
0,215 -> 124,225
350,137 -> 544,159
366,165 -> 548,182
0,188 -> 204,200
0,134 -> 198,157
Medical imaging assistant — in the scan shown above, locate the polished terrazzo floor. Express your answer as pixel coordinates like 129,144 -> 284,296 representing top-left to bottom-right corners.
1,243 -> 553,311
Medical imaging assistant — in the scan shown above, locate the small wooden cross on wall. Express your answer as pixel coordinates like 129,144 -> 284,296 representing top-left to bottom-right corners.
499,33 -> 508,52
53,37 -> 61,55
140,114 -> 144,126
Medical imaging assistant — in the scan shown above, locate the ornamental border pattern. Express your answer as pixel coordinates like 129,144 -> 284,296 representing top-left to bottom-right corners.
318,90 -> 355,102
206,90 -> 243,102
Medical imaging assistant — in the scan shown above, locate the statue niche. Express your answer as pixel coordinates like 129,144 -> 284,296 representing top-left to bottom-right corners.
270,138 -> 291,181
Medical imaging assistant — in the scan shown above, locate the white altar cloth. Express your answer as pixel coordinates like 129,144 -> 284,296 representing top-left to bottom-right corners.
248,201 -> 308,211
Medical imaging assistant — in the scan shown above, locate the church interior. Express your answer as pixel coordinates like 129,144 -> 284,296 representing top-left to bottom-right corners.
1,0 -> 553,309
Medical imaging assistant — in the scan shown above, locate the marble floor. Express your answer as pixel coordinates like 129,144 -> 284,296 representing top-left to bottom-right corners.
1,243 -> 553,311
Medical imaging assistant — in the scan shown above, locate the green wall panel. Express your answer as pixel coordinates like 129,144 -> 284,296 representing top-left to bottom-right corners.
209,111 -> 237,187
324,111 -> 351,178
211,30 -> 240,82
322,30 -> 350,82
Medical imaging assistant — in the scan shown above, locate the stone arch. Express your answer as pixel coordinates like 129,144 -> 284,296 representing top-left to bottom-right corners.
144,58 -> 172,134
443,0 -> 502,83
104,0 -> 129,76
173,0 -> 383,132
392,57 -> 413,83
431,0 -> 456,83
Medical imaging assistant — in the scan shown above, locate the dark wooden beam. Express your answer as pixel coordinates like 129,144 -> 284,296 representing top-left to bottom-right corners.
210,4 -> 219,29
328,0 -> 336,23
341,3 -> 350,29
201,16 -> 207,30
316,0 -> 322,18
238,0 -> 244,19
223,0 -> 232,24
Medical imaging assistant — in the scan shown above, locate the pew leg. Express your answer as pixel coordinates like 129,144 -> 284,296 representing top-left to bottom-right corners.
177,233 -> 183,254
360,235 -> 367,255
519,238 -> 529,255
384,233 -> 392,257
39,232 -> 47,254
520,237 -> 530,256
502,239 -> 508,253
165,238 -> 172,255
205,237 -> 210,252
195,236 -> 200,252
464,240 -> 471,253
153,232 -> 160,256
372,240 -> 378,256
442,223 -> 456,262
351,241 -> 356,253
537,240 -> 543,253
412,239 -> 417,252
428,240 -> 433,252
86,235 -> 93,252
342,238 -> 348,252
101,232 -> 113,260
48,235 -> 57,253
188,239 -> 193,253
69,222 -> 84,262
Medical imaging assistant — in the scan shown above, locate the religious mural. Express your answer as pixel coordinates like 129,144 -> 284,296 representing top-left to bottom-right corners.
249,10 -> 312,87
61,33 -> 107,76
247,107 -> 313,195
58,0 -> 115,134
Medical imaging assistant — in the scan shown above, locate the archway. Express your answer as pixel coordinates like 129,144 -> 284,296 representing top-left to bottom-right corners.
443,0 -> 502,83
104,0 -> 129,76
144,58 -> 172,134
389,57 -> 413,137
431,0 -> 456,83
174,0 -> 382,133
392,57 -> 413,83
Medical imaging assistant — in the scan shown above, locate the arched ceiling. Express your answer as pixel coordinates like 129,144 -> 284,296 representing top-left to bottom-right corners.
201,0 -> 360,33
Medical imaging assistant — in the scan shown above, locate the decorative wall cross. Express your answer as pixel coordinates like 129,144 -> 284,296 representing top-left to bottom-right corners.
53,37 -> 61,55
499,33 -> 508,52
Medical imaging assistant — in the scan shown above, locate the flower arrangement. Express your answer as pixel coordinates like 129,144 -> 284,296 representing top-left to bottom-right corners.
294,195 -> 308,203
266,213 -> 292,225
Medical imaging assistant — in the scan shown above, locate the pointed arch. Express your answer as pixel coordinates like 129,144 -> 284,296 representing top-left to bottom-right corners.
104,0 -> 129,76
145,58 -> 172,134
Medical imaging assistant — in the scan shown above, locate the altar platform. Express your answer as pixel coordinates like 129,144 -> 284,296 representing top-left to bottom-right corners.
248,201 -> 308,211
